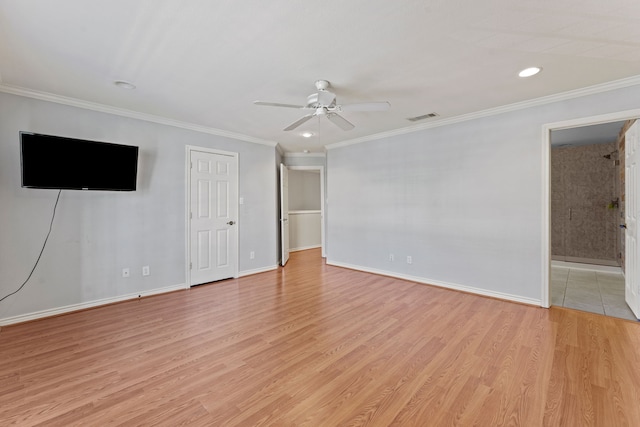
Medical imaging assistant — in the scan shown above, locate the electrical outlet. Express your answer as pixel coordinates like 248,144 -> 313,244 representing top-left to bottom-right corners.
250,251 -> 255,259
406,256 -> 412,264
142,266 -> 150,276
239,197 -> 244,205
389,254 -> 394,261
122,268 -> 130,278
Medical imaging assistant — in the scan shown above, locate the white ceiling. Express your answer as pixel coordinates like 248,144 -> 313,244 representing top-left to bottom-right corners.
1,0 -> 640,153
551,120 -> 627,147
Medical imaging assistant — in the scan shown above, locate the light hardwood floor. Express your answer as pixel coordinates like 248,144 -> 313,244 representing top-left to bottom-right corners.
1,248 -> 640,426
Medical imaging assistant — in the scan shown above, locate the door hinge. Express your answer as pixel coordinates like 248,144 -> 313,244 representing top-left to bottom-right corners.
190,212 -> 192,219
190,262 -> 192,270
190,161 -> 193,169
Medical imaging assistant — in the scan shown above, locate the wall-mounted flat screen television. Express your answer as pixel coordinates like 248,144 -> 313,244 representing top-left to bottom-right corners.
20,132 -> 139,191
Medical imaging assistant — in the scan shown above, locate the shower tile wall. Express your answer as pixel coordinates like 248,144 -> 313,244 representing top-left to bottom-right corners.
551,141 -> 619,264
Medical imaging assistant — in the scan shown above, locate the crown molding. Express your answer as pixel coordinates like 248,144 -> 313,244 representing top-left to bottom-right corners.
283,152 -> 326,158
275,143 -> 285,156
0,83 -> 278,147
326,74 -> 640,150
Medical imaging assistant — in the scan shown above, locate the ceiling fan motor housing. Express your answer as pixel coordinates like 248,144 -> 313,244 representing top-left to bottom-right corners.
315,80 -> 330,91
306,91 -> 336,109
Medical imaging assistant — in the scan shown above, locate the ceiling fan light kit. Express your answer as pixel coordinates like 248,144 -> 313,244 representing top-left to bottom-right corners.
254,80 -> 390,132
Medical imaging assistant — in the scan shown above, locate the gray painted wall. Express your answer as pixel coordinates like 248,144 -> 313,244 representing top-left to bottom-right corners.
0,92 -> 277,320
283,154 -> 326,168
326,84 -> 640,303
288,170 -> 321,211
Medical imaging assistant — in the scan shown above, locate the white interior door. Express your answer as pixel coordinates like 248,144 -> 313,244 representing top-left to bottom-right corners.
280,163 -> 290,266
625,121 -> 640,319
189,149 -> 238,285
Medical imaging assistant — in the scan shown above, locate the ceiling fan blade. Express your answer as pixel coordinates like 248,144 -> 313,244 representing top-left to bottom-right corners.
338,101 -> 391,112
327,113 -> 354,131
284,114 -> 315,131
254,101 -> 305,109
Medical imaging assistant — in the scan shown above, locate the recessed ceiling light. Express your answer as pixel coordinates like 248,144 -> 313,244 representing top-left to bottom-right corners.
301,132 -> 313,138
518,67 -> 542,78
303,150 -> 310,153
114,80 -> 136,90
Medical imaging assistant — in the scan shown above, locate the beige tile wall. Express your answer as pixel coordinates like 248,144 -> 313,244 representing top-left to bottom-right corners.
551,141 -> 619,264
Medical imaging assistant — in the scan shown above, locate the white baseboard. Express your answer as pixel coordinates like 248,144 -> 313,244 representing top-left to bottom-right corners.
0,283 -> 187,326
326,260 -> 541,307
238,265 -> 278,277
551,260 -> 623,273
290,245 -> 321,253
551,256 -> 619,267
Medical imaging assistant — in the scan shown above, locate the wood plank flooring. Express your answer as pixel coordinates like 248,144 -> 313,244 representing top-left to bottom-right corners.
1,248 -> 640,426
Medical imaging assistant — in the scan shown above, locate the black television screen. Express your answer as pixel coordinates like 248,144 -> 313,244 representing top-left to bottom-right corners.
20,132 -> 139,191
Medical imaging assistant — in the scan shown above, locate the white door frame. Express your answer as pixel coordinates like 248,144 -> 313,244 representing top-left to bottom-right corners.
287,165 -> 326,258
185,145 -> 239,287
541,108 -> 640,308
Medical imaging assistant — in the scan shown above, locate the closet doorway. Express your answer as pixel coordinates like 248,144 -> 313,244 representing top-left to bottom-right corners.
281,165 -> 325,264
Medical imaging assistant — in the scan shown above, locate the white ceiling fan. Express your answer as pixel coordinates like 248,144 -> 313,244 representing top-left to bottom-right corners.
254,80 -> 390,131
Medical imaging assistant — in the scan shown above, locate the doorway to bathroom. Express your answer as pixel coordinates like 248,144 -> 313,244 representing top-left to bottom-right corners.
549,120 -> 637,320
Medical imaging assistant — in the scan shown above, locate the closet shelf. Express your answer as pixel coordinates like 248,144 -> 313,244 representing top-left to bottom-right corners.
289,210 -> 321,214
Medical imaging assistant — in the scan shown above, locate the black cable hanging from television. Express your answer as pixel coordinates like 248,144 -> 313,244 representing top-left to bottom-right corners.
0,190 -> 62,303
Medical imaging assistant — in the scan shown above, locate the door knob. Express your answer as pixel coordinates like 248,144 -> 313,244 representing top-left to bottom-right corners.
620,224 -> 627,229
227,221 -> 235,225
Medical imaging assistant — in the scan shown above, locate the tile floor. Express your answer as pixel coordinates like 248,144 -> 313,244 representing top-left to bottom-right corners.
551,264 -> 638,321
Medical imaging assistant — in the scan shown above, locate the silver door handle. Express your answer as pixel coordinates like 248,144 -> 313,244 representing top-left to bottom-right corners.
280,218 -> 288,222
227,221 -> 235,225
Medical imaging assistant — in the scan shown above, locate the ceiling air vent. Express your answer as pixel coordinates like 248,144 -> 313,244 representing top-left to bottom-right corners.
407,112 -> 439,122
